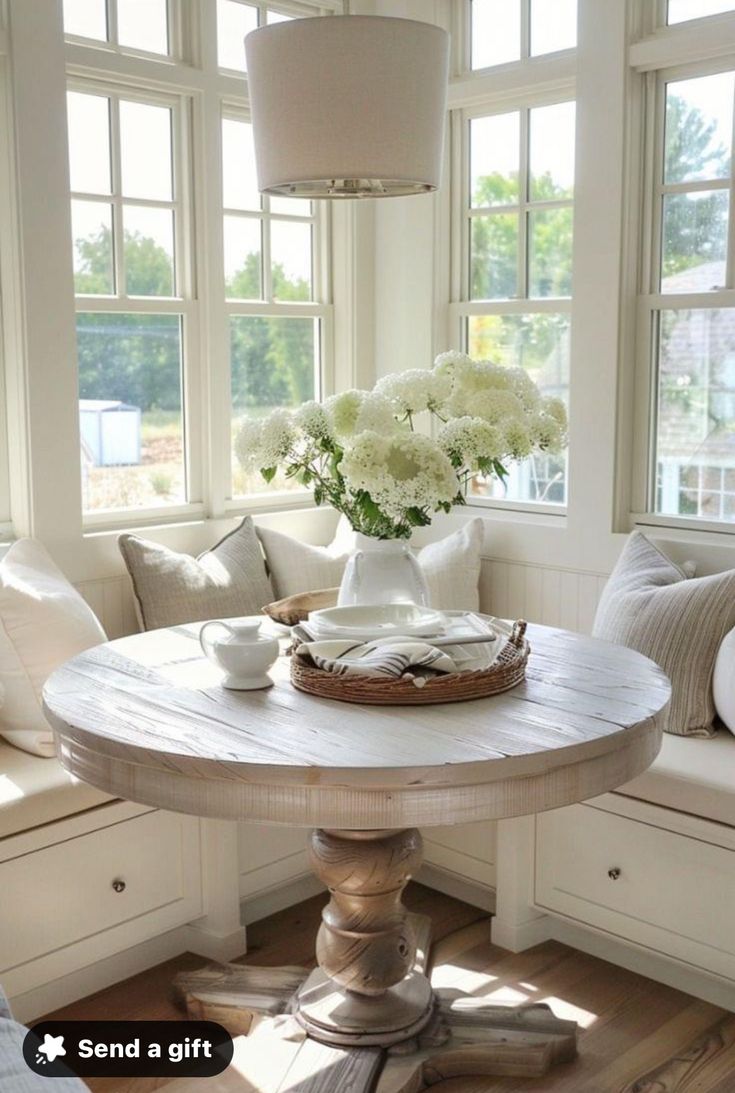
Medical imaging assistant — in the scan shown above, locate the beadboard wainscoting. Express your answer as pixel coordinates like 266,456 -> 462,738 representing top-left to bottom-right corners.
76,559 -> 611,644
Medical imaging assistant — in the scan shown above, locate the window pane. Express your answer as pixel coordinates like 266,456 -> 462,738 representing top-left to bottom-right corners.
661,190 -> 728,289
63,0 -> 107,40
668,0 -> 735,22
222,118 -> 261,212
267,9 -> 293,23
272,220 -> 312,302
118,0 -> 169,54
665,73 -> 734,184
655,308 -> 735,522
529,207 -> 573,297
67,92 -> 111,195
529,101 -> 575,201
77,314 -> 185,512
124,206 -> 175,297
72,200 -> 114,295
224,216 -> 262,299
230,317 -> 318,496
470,113 -> 520,207
120,101 -> 173,201
531,0 -> 577,55
217,0 -> 258,71
470,213 -> 519,299
467,313 -> 569,505
471,0 -> 521,69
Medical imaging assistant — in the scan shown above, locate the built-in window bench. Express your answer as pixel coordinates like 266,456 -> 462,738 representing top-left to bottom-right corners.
494,730 -> 735,1011
0,741 -> 245,1024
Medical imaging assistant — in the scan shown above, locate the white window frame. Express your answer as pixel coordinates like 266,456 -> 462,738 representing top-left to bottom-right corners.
61,0 -> 339,531
464,0 -> 577,76
629,6 -> 735,535
69,76 -> 203,526
447,1 -> 576,517
220,102 -> 333,509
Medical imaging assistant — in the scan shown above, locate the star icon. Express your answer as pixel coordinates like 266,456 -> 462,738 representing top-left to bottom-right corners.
36,1033 -> 66,1064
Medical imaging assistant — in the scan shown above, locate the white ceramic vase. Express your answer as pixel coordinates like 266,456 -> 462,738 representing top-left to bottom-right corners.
338,534 -> 429,607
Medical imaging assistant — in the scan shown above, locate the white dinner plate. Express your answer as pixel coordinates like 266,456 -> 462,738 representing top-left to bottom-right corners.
307,603 -> 445,640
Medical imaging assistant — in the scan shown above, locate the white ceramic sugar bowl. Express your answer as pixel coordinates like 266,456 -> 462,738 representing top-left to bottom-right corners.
199,618 -> 279,690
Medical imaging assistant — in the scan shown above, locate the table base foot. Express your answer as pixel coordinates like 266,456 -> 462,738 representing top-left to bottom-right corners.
295,967 -> 434,1048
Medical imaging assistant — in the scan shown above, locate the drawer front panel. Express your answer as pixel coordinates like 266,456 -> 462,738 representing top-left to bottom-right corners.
536,804 -> 735,980
0,810 -> 200,971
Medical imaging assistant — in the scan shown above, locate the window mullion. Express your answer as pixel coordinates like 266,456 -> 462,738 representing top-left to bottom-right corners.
727,78 -> 735,288
521,0 -> 531,60
109,94 -> 124,297
518,106 -> 529,299
107,0 -> 118,47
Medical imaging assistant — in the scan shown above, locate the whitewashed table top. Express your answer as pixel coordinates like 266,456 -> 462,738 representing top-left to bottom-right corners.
43,622 -> 671,829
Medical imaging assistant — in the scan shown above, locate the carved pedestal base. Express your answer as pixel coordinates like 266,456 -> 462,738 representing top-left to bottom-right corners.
173,827 -> 578,1089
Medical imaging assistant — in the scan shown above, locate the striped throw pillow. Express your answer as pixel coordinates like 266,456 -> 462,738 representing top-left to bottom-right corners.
593,531 -> 735,737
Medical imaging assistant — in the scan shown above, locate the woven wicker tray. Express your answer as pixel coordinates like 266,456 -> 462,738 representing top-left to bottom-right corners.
290,618 -> 529,706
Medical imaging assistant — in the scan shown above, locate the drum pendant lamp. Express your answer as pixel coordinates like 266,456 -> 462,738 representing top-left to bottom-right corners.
244,15 -> 450,199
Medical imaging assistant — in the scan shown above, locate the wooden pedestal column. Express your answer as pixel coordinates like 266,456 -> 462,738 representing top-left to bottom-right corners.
295,827 -> 434,1047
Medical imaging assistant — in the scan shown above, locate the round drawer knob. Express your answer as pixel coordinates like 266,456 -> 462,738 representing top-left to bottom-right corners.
111,878 -> 126,893
608,867 -> 621,881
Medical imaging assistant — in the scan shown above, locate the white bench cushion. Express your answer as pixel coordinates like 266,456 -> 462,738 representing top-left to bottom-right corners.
0,741 -> 112,840
616,730 -> 735,827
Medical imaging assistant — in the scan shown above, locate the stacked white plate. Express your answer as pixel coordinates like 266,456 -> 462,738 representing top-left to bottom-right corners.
304,604 -> 498,649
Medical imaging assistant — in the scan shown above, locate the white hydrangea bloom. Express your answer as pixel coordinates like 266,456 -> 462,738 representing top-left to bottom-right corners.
325,390 -> 364,437
469,388 -> 525,426
295,400 -> 333,441
433,350 -> 473,378
503,419 -> 533,460
529,412 -> 564,453
544,396 -> 568,430
255,408 -> 298,468
507,367 -> 542,410
341,431 -> 457,521
354,392 -> 401,435
375,369 -> 452,415
437,416 -> 504,468
233,418 -> 263,471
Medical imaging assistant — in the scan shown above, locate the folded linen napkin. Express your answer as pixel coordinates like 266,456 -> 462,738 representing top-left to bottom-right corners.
293,636 -> 494,684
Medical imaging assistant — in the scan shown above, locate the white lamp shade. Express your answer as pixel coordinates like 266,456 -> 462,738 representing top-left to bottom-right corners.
244,15 -> 450,198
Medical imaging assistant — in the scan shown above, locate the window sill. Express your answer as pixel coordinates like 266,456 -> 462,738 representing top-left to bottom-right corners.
465,497 -> 567,524
631,512 -> 735,545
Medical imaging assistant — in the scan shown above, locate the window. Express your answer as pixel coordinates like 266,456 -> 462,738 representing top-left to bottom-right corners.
68,86 -> 191,515
63,1 -> 335,523
222,114 -> 327,498
641,65 -> 735,524
668,0 -> 735,25
455,98 -> 575,506
216,1 -> 295,72
470,0 -> 577,70
63,0 -> 169,55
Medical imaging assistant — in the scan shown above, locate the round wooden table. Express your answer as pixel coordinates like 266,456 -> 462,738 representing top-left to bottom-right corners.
44,621 -> 670,1089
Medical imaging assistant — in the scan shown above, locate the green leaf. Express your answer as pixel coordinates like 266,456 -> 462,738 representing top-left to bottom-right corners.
405,507 -> 431,528
313,484 -> 324,506
261,466 -> 277,484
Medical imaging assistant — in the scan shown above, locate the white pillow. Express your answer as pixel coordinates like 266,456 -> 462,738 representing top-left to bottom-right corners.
0,539 -> 106,757
714,628 -> 735,736
257,518 -> 485,611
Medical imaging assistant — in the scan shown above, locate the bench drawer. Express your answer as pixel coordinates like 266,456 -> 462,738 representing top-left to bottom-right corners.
536,803 -> 735,981
0,809 -> 202,972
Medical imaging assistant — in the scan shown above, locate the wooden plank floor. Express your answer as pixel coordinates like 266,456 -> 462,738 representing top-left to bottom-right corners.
44,882 -> 735,1093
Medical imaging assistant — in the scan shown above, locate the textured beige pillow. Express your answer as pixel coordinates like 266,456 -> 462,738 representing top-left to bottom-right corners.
119,517 -> 274,631
593,531 -> 735,737
257,518 -> 485,611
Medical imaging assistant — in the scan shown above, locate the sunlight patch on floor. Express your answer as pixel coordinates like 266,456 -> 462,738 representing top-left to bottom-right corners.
431,963 -> 498,992
540,995 -> 598,1028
